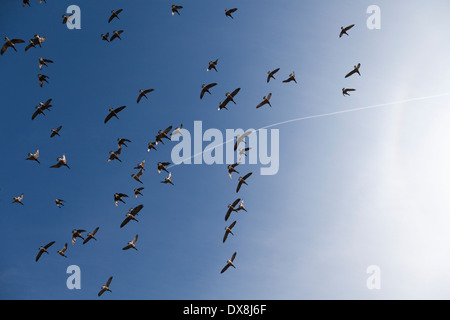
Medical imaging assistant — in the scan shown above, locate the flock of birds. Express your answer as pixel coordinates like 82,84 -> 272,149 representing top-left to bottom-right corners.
4,1 -> 360,297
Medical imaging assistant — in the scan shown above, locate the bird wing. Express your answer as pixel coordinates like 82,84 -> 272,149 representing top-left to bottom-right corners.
243,172 -> 253,180
225,207 -> 233,221
104,112 -> 114,124
256,100 -> 267,109
114,105 -> 126,113
32,109 -> 42,120
1,43 -> 9,55
131,204 -> 144,216
132,234 -> 138,244
229,8 -> 238,13
122,244 -> 132,250
223,230 -> 230,243
108,14 -> 115,23
236,181 -> 243,193
44,241 -> 55,249
220,263 -> 230,274
345,24 -> 355,32
163,126 -> 173,134
106,277 -> 113,287
230,88 -> 241,98
232,198 -> 241,207
92,227 -> 99,235
35,250 -> 44,262
98,288 -> 106,296
231,252 -> 237,262
229,221 -> 237,230
206,82 -> 217,90
120,216 -> 132,228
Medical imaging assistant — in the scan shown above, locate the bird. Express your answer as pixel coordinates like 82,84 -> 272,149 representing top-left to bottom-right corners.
147,142 -> 157,152
28,34 -> 46,48
345,63 -> 361,78
83,227 -> 99,244
220,252 -> 237,274
98,276 -> 113,297
161,172 -> 174,185
50,154 -> 70,169
134,159 -> 146,171
155,126 -> 173,145
228,162 -> 240,179
120,205 -> 143,228
339,24 -> 355,38
26,149 -> 40,164
171,124 -> 183,137
134,187 -> 144,199
110,30 -> 124,41
22,0 -> 31,7
57,243 -> 68,258
238,147 -> 251,161
234,131 -> 253,151
223,221 -> 237,243
342,88 -> 356,96
207,59 -> 219,72
35,241 -> 55,262
107,147 -> 122,163
282,72 -> 297,83
122,234 -> 138,251
55,199 -> 65,208
62,13 -> 74,24
267,68 -> 280,83
32,99 -> 52,120
225,198 -> 241,221
237,199 -> 247,212
157,162 -> 171,174
171,5 -> 183,16
114,193 -> 128,207
39,57 -> 53,70
117,138 -> 131,148
71,229 -> 86,245
200,83 -> 217,99
225,8 -> 238,19
37,74 -> 49,87
218,88 -> 240,111
131,168 -> 144,184
137,89 -> 154,103
108,9 -> 123,23
101,33 -> 110,42
104,106 -> 126,123
256,93 -> 272,108
236,172 -> 253,193
50,126 -> 62,138
1,37 -> 25,55
12,193 -> 24,205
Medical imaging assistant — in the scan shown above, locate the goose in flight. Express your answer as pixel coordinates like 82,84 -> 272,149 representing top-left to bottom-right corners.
200,83 -> 217,99
282,72 -> 297,83
39,57 -> 53,70
267,68 -> 280,83
228,162 -> 240,179
237,199 -> 247,212
225,8 -> 238,19
50,126 -> 62,138
256,93 -> 272,109
207,59 -> 219,72
12,193 -> 24,205
110,30 -> 123,41
26,149 -> 40,164
29,34 -> 46,48
71,229 -> 86,245
104,106 -> 126,123
122,234 -> 139,251
157,162 -> 171,174
155,126 -> 173,145
172,5 -> 183,16
55,199 -> 65,208
137,89 -> 154,103
108,9 -> 123,23
134,187 -> 144,199
117,138 -> 131,148
57,243 -> 68,258
101,33 -> 110,42
107,147 -> 122,163
342,88 -> 356,96
345,63 -> 361,78
218,88 -> 240,111
238,147 -> 251,161
234,131 -> 253,151
171,124 -> 183,137
37,74 -> 49,87
223,221 -> 237,243
147,142 -> 157,152
83,227 -> 99,244
114,193 -> 128,207
236,172 -> 252,193
131,168 -> 144,184
36,241 -> 55,262
225,198 -> 241,221
50,154 -> 70,169
161,172 -> 174,185
134,159 -> 146,171
339,24 -> 355,38
23,0 -> 31,7
220,252 -> 237,274
98,276 -> 113,297
32,98 -> 52,120
1,37 -> 25,55
62,13 -> 74,24
120,205 -> 143,228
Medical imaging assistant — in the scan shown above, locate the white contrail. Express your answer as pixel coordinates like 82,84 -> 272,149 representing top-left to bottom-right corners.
168,92 -> 450,167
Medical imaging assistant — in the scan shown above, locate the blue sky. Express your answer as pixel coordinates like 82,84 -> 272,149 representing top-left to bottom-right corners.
2,0 -> 450,300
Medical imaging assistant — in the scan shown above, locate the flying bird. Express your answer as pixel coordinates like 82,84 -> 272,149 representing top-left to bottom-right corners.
32,99 -> 52,120
218,88 -> 240,111
50,126 -> 62,138
104,106 -> 126,123
37,74 -> 49,87
207,59 -> 219,72
114,193 -> 128,207
342,88 -> 356,96
147,142 -> 157,152
223,221 -> 237,243
171,5 -> 183,16
120,205 -> 143,228
220,252 -> 237,274
62,13 -> 74,24
200,83 -> 217,99
71,229 -> 86,245
236,172 -> 253,193
108,9 -> 123,23
256,93 -> 272,109
1,37 -> 25,55
134,159 -> 146,171
23,0 -> 31,7
345,63 -> 361,78
122,234 -> 139,251
228,162 -> 240,179
171,124 -> 183,137
155,126 -> 173,145
12,193 -> 24,205
234,131 -> 253,151
57,243 -> 68,258
50,154 -> 70,169
157,162 -> 170,174
39,57 -> 53,70
161,172 -> 174,185
98,276 -> 113,297
26,149 -> 40,164
55,199 -> 65,208
134,187 -> 144,199
225,198 -> 241,221
35,241 -> 55,262
267,68 -> 280,83
225,8 -> 238,19
110,30 -> 123,41
131,168 -> 144,184
117,138 -> 131,148
237,199 -> 247,212
83,227 -> 99,244
339,24 -> 355,38
137,89 -> 154,103
107,147 -> 122,163
101,33 -> 110,42
282,72 -> 297,83
238,147 -> 251,161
